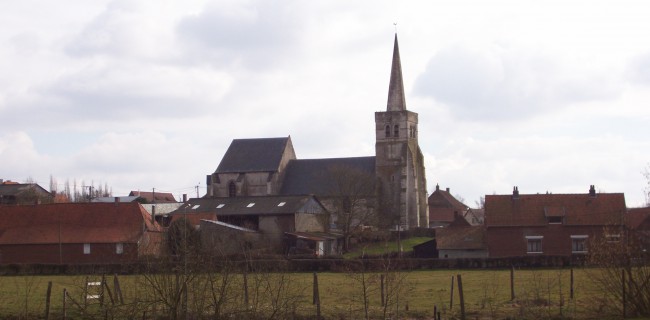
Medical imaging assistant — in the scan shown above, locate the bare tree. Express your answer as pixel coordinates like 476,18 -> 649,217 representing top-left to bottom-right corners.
643,163 -> 650,206
323,164 -> 377,251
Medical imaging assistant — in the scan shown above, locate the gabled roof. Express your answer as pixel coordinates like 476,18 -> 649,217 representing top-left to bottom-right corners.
428,185 -> 469,223
436,226 -> 486,250
280,157 -> 376,196
485,192 -> 626,227
129,191 -> 177,203
0,202 -> 161,245
215,137 -> 294,173
0,183 -> 51,197
627,207 -> 650,230
173,195 -> 328,216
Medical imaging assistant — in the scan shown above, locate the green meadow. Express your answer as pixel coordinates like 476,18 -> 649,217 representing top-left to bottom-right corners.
0,267 -> 624,319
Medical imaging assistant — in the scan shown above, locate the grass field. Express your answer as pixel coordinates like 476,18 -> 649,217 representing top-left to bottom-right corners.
0,267 -> 623,319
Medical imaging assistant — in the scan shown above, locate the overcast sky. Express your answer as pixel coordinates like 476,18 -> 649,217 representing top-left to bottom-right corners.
2,0 -> 650,207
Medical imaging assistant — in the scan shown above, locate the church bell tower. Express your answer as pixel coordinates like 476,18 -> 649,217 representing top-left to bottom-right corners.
375,34 -> 429,229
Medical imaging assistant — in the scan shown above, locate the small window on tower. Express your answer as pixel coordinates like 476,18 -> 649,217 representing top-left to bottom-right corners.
385,125 -> 391,137
394,125 -> 399,137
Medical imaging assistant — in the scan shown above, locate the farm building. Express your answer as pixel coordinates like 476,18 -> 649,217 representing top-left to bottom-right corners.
171,195 -> 342,256
0,201 -> 162,264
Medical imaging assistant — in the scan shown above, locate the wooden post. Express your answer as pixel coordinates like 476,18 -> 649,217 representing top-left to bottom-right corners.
114,274 -> 124,304
84,276 -> 89,308
243,271 -> 249,307
62,288 -> 67,320
45,281 -> 52,320
449,275 -> 454,310
457,274 -> 466,320
570,267 -> 574,300
433,305 -> 437,319
510,265 -> 515,300
622,270 -> 626,319
313,272 -> 321,319
381,274 -> 385,307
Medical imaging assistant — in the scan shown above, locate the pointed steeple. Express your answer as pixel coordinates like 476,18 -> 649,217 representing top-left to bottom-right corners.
386,33 -> 406,111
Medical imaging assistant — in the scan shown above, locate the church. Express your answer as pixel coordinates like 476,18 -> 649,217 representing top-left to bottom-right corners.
206,35 -> 429,230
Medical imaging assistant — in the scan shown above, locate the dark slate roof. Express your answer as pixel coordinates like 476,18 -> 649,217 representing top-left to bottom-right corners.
485,192 -> 626,227
216,137 -> 291,173
0,183 -> 51,197
279,157 -> 376,196
172,195 -> 328,216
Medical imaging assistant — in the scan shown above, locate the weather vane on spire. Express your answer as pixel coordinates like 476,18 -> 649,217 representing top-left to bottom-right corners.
393,22 -> 397,33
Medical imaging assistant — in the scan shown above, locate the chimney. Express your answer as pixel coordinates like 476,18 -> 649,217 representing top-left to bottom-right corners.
183,194 -> 187,203
436,184 -> 440,191
589,185 -> 596,197
151,205 -> 156,224
512,186 -> 520,199
446,187 -> 450,193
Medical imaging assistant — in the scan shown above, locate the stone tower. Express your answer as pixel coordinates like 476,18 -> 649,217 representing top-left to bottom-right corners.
375,34 -> 429,229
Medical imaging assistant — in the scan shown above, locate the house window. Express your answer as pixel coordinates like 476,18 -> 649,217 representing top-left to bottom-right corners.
394,124 -> 399,137
116,243 -> 124,254
228,181 -> 236,197
571,235 -> 588,253
526,236 -> 543,254
83,243 -> 91,255
547,216 -> 563,224
385,125 -> 391,137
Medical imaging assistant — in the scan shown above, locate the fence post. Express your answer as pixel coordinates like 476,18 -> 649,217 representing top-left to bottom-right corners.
457,274 -> 466,320
45,281 -> 52,320
622,270 -> 626,319
243,271 -> 249,307
510,265 -> 515,300
313,272 -> 321,319
449,275 -> 454,310
62,288 -> 67,320
570,267 -> 574,300
114,274 -> 124,304
381,274 -> 385,307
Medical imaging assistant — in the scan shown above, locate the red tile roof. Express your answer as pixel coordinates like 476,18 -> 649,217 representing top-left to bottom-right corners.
129,191 -> 177,203
485,193 -> 626,227
627,207 -> 650,230
0,202 -> 161,245
428,186 -> 469,223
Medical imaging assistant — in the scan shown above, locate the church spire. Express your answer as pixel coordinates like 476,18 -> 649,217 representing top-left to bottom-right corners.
386,33 -> 406,111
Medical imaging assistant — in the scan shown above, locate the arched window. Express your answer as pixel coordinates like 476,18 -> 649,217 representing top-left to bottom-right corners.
385,125 -> 391,138
394,124 -> 399,137
228,181 -> 236,197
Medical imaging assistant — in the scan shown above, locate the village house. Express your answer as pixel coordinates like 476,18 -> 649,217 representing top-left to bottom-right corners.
0,201 -> 162,264
428,185 -> 471,228
0,180 -> 53,205
485,186 -> 626,258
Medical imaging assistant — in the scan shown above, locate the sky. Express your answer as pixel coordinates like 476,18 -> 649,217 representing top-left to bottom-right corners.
1,0 -> 650,207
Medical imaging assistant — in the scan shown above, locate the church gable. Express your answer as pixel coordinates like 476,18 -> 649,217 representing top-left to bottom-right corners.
216,137 -> 295,173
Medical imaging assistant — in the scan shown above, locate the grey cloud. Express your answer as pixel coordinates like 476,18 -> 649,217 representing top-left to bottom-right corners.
176,1 -> 303,69
626,53 -> 650,85
414,45 -> 620,121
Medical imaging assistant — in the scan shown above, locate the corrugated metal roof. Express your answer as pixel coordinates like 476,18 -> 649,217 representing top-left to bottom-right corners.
172,195 -> 328,216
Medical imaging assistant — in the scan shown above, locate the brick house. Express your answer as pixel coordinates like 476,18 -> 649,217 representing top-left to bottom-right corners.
0,201 -> 162,264
428,185 -> 470,228
485,186 -> 626,258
